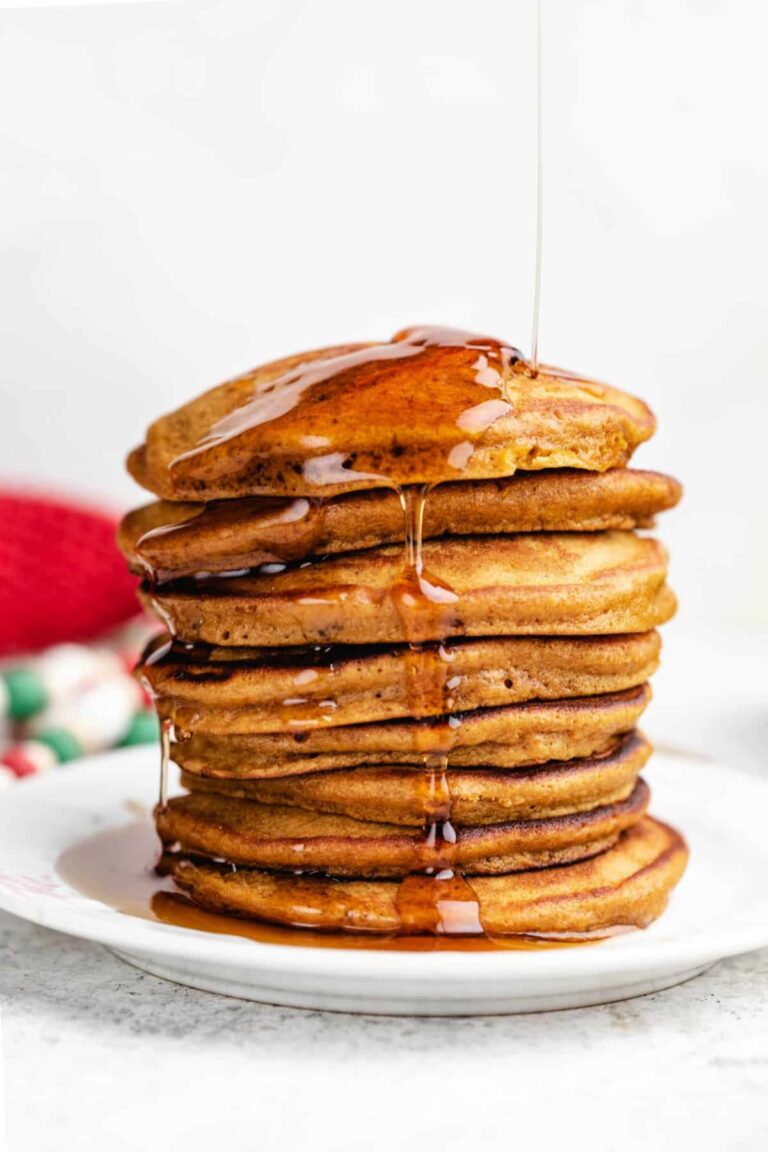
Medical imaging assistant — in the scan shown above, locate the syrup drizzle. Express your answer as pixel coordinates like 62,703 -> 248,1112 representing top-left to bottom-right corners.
530,0 -> 544,374
158,719 -> 171,810
390,485 -> 484,936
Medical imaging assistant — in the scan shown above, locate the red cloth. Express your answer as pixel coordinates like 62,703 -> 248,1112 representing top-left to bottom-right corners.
0,491 -> 140,655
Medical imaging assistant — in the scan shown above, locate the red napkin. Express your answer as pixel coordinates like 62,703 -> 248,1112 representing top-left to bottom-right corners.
0,490 -> 140,656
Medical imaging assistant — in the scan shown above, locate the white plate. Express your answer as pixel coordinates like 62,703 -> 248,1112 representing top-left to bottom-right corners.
0,746 -> 765,1015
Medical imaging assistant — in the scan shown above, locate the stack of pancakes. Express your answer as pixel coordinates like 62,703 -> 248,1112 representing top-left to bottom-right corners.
120,326 -> 688,938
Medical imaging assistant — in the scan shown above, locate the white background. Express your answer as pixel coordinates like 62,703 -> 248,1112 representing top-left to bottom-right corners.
2,0 -> 767,636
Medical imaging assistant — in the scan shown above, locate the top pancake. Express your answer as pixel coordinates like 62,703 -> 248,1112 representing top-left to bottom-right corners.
119,468 -> 681,579
127,327 -> 656,500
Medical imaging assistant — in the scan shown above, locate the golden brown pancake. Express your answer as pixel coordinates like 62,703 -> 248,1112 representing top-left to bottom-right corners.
171,685 -> 652,777
155,778 -> 649,877
119,468 -> 681,578
169,817 -> 687,934
180,731 -> 650,827
143,531 -> 675,646
128,329 -> 655,501
142,632 -> 660,732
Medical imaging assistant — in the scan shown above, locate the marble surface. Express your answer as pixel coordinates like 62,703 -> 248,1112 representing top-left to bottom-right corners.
1,625 -> 767,1151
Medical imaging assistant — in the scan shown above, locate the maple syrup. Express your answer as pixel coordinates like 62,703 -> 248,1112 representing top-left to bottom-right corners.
530,0 -> 544,374
158,719 -> 171,810
387,484 -> 484,935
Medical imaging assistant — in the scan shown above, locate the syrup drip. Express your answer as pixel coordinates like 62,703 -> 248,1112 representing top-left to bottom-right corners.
147,591 -> 177,637
158,719 -> 171,810
530,0 -> 544,374
276,674 -> 340,733
139,650 -> 173,813
390,486 -> 484,936
150,893 -> 607,950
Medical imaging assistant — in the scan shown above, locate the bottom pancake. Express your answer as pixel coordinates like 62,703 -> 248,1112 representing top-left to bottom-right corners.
169,817 -> 688,935
156,779 -> 649,877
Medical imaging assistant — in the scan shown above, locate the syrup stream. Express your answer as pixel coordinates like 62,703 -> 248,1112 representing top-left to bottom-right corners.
530,0 -> 544,374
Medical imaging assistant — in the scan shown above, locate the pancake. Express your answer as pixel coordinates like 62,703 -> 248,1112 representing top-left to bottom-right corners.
180,731 -> 650,827
171,685 -> 652,776
169,818 -> 687,934
143,531 -> 675,647
155,778 -> 649,878
142,632 -> 660,732
128,328 -> 656,501
119,468 -> 681,578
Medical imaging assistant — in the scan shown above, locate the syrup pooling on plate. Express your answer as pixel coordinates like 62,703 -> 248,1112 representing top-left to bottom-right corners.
149,893 -> 590,949
167,327 -> 524,494
56,819 -> 615,950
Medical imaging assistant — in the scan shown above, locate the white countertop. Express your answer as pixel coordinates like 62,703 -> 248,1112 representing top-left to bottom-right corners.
2,912 -> 767,1152
2,625 -> 767,1151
